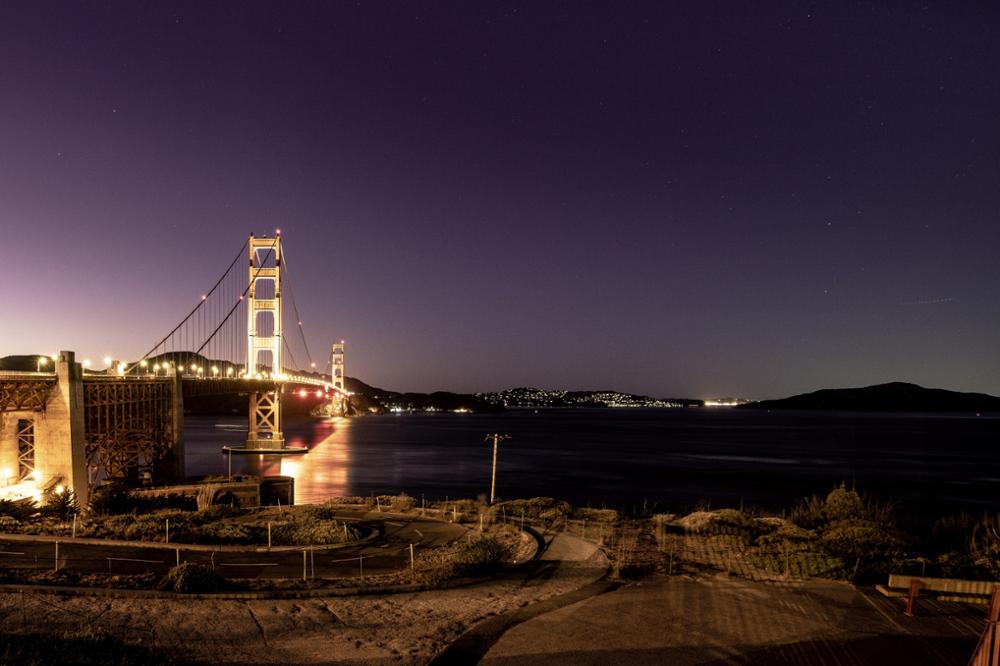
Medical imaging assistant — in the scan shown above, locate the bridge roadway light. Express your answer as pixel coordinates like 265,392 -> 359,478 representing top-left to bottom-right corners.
103,356 -> 112,368
226,367 -> 234,376
36,356 -> 48,372
211,366 -> 219,376
82,359 -> 91,370
139,360 -> 148,374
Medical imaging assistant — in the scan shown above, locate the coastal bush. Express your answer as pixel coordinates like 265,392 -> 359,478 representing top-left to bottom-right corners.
0,498 -> 35,522
493,498 -> 571,523
389,493 -> 416,511
824,485 -> 866,521
88,482 -> 131,515
159,562 -> 226,593
302,504 -> 339,521
0,628 -> 172,666
790,494 -> 827,530
432,498 -> 482,522
931,512 -> 978,555
756,519 -> 815,546
196,522 -> 257,545
327,496 -> 375,507
970,515 -> 1000,578
270,518 -> 357,546
451,536 -> 507,577
572,507 -> 619,523
42,490 -> 78,520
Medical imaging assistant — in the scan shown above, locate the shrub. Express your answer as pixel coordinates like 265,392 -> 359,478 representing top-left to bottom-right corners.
159,562 -> 226,593
42,490 -> 78,520
971,515 -> 1000,578
931,513 -> 978,555
493,498 -> 571,523
88,482 -> 132,515
0,498 -> 35,522
451,536 -> 507,577
572,507 -> 619,523
790,494 -> 827,529
824,485 -> 865,521
388,494 -> 416,511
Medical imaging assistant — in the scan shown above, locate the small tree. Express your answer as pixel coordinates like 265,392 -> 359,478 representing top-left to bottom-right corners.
44,490 -> 78,521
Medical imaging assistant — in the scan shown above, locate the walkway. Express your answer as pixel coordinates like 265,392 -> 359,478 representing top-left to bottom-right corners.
480,574 -> 985,665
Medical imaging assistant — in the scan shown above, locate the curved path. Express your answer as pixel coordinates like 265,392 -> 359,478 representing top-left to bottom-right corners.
431,529 -> 611,665
0,509 -> 468,580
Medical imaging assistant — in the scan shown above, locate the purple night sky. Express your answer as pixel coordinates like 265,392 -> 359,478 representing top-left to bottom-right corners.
2,2 -> 998,399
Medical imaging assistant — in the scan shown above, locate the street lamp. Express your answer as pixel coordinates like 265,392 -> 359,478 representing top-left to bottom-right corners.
36,356 -> 48,372
484,433 -> 511,504
211,366 -> 219,377
139,359 -> 148,375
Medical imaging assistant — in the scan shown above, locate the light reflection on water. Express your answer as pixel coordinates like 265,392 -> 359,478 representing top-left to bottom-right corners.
189,415 -> 353,504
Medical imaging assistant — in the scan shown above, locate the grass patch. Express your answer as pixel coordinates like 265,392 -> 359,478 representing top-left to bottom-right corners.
0,628 -> 172,665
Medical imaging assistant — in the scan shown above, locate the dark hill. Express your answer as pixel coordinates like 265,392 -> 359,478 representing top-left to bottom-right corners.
742,382 -> 1000,413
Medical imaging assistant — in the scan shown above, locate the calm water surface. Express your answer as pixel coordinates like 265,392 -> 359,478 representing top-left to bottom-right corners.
184,408 -> 1000,521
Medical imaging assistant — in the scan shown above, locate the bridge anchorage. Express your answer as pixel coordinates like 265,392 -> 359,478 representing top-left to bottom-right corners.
1,231 -> 352,504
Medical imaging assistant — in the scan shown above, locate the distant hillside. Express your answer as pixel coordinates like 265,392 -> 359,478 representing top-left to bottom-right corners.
478,386 -> 702,408
0,355 -> 48,371
741,382 -> 1000,413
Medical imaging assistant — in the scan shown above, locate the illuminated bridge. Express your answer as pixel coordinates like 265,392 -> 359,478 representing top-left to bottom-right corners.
0,232 -> 349,505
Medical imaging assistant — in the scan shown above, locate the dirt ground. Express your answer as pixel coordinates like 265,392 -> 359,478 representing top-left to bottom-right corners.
0,534 -> 607,665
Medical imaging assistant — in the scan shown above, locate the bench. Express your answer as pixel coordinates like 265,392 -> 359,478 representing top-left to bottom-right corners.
877,574 -> 1000,605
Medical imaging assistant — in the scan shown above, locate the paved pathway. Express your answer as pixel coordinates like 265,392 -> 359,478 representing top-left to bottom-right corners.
479,574 -> 985,665
431,532 -> 609,665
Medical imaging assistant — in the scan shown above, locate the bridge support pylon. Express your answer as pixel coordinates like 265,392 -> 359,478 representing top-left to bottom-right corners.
330,341 -> 349,415
245,233 -> 284,450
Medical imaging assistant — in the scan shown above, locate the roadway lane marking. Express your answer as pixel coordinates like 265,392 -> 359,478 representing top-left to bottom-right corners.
415,529 -> 424,538
219,563 -> 279,567
0,551 -> 25,556
106,557 -> 164,564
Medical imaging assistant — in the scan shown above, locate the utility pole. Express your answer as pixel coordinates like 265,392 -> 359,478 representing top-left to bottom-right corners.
485,433 -> 511,504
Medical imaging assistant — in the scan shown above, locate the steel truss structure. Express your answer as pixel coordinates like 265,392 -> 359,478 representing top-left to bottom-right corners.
16,419 -> 34,481
0,375 -> 56,412
83,378 -> 175,486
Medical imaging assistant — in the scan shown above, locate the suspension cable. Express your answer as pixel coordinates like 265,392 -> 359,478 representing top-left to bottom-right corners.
280,252 -> 315,369
130,237 -> 249,372
194,237 -> 278,364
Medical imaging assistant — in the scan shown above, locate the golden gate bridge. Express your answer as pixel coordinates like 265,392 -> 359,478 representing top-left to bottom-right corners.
0,231 -> 349,505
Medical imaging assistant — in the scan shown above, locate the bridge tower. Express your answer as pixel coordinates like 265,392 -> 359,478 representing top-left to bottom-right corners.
246,233 -> 284,449
330,341 -> 348,415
